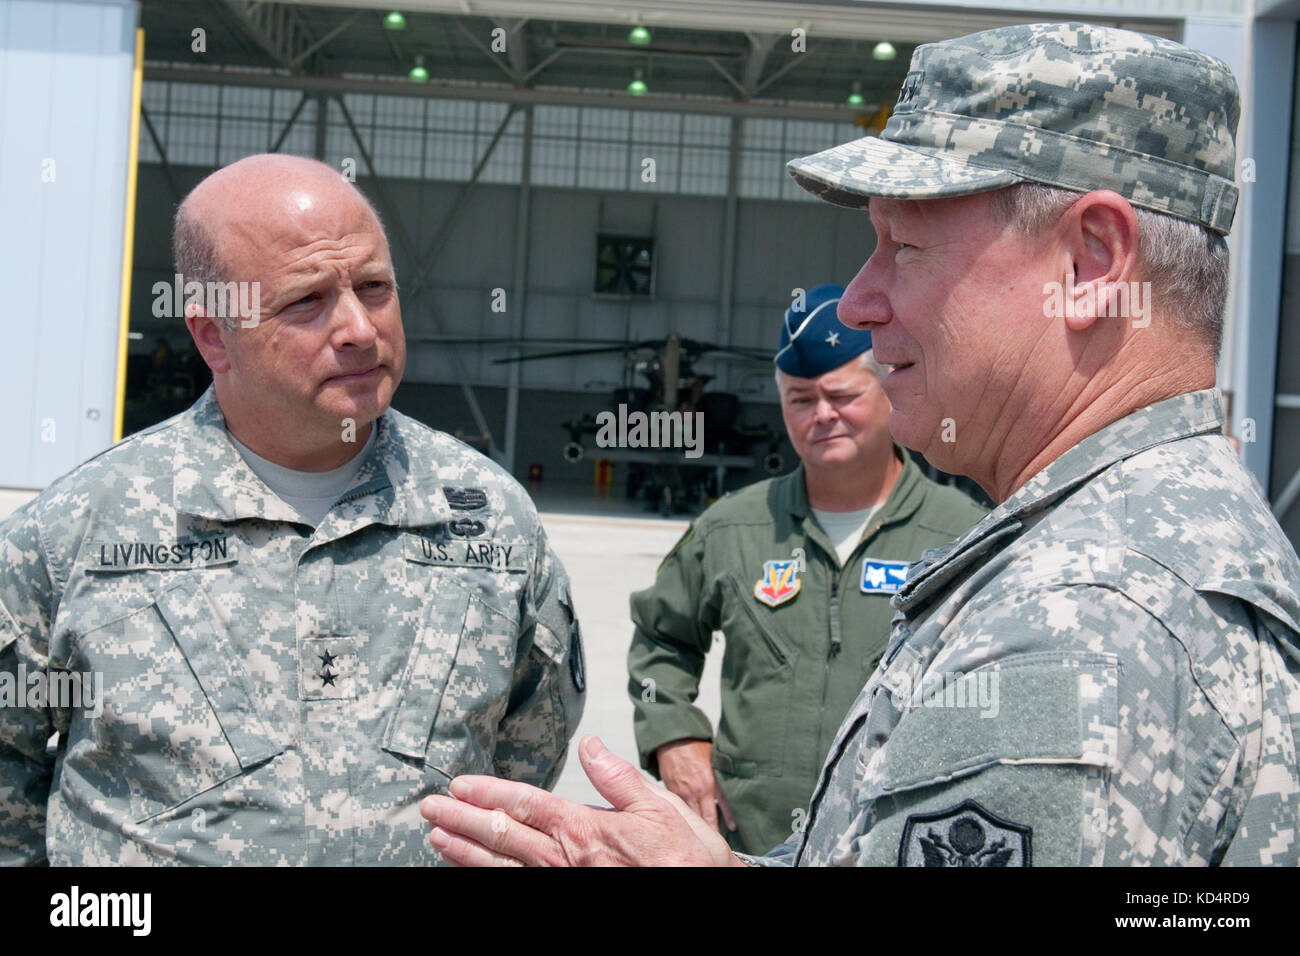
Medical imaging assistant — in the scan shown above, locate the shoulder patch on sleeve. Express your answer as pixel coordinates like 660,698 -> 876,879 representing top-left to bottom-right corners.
877,652 -> 1119,794
899,798 -> 1032,867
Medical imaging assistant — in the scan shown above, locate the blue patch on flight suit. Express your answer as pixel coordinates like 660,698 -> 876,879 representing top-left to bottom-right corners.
899,799 -> 1032,867
861,558 -> 909,593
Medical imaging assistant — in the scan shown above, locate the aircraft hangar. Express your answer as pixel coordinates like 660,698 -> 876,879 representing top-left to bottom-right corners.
3,0 -> 1300,872
3,0 -> 1298,536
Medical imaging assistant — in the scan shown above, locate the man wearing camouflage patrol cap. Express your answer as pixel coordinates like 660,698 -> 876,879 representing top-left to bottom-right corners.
627,283 -> 985,854
0,154 -> 585,865
420,22 -> 1300,867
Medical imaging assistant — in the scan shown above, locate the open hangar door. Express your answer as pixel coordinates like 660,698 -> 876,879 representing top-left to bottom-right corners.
123,1 -> 1185,516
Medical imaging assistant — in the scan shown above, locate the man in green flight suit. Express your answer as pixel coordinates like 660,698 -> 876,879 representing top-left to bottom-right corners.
626,284 -> 987,853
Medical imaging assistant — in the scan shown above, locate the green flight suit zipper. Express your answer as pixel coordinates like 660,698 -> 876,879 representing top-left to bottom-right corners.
829,574 -> 841,655
813,518 -> 885,826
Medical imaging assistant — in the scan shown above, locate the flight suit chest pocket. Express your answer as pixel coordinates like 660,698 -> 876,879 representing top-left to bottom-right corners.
723,571 -> 795,670
382,591 -> 517,773
65,575 -> 284,824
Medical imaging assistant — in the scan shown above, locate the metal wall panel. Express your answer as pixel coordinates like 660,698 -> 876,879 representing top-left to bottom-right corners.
0,0 -> 135,488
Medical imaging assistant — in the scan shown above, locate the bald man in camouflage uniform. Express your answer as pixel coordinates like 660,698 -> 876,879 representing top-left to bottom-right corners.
0,155 -> 585,865
419,23 -> 1300,867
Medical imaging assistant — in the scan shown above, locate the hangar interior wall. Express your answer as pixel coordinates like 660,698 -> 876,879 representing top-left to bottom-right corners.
127,88 -> 878,485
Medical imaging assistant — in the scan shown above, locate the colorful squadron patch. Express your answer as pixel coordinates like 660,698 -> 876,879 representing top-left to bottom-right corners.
754,559 -> 802,608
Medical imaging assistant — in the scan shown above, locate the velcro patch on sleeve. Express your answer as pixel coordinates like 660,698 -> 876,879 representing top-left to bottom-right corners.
877,652 -> 1119,794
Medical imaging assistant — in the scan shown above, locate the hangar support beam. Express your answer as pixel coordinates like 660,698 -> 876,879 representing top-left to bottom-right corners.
333,95 -> 502,460
142,65 -> 876,123
503,105 -> 535,474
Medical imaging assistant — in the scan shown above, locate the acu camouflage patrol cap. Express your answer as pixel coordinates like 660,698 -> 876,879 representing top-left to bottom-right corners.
787,22 -> 1241,235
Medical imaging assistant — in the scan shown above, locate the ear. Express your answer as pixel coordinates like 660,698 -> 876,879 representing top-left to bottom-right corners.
184,304 -> 232,375
1055,190 -> 1140,333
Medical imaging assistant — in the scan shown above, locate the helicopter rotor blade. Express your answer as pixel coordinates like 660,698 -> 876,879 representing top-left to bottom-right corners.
491,343 -> 662,364
679,339 -> 773,361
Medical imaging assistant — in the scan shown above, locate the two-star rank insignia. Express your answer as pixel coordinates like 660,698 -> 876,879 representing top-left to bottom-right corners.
319,649 -> 338,686
754,559 -> 801,608
301,637 -> 356,700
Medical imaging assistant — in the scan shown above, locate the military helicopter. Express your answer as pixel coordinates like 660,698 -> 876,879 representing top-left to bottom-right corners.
476,333 -> 785,514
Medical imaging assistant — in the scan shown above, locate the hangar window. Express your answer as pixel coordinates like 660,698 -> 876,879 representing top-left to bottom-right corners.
740,117 -> 860,201
137,80 -> 858,204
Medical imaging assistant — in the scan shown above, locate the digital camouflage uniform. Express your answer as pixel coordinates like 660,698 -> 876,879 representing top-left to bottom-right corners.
744,392 -> 1300,865
732,22 -> 1300,865
629,450 -> 986,854
0,388 -> 585,865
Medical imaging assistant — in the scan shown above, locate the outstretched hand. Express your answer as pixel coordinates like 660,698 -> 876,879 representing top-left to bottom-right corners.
420,735 -> 743,867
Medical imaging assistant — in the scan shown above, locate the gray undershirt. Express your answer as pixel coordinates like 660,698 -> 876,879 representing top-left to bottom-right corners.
228,425 -> 376,526
811,505 -> 878,566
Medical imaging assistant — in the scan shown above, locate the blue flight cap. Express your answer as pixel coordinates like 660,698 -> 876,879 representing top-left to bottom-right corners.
774,283 -> 872,378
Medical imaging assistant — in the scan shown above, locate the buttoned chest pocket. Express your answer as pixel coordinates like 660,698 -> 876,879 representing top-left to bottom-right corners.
61,575 -> 283,824
382,590 -> 519,777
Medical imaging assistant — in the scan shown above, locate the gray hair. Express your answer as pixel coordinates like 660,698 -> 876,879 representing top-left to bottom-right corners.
775,349 -> 886,390
987,182 -> 1230,359
172,203 -> 235,330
